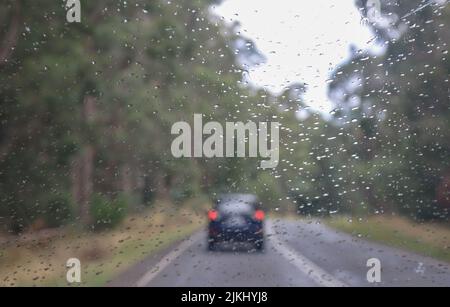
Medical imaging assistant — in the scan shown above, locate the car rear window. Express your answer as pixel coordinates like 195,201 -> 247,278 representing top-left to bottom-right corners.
217,202 -> 254,214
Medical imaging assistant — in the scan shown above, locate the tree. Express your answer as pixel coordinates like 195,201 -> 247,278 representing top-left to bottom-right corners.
328,0 -> 450,220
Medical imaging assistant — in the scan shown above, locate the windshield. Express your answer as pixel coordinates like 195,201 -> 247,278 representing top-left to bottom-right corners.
0,0 -> 449,292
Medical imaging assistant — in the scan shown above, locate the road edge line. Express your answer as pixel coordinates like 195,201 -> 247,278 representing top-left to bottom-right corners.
135,231 -> 203,287
268,223 -> 348,287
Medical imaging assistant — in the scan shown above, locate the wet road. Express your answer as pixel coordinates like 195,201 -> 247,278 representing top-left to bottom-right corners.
110,219 -> 450,287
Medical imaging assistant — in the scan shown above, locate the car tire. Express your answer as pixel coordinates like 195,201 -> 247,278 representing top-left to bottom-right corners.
255,240 -> 264,252
208,240 -> 216,251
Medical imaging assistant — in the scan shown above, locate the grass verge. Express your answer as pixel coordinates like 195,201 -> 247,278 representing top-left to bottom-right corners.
326,215 -> 450,263
0,201 -> 206,287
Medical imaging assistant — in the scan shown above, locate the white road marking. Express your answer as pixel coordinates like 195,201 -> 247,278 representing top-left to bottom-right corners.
136,231 -> 203,287
268,223 -> 348,287
136,222 -> 347,287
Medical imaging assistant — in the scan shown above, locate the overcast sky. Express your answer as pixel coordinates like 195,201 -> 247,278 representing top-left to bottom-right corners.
212,0 -> 376,112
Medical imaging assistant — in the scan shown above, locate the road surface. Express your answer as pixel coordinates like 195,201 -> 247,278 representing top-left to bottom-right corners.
109,219 -> 450,287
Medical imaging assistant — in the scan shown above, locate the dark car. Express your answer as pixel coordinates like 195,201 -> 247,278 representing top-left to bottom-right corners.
207,194 -> 265,251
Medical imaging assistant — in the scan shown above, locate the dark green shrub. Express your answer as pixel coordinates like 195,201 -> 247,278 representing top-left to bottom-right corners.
44,195 -> 74,228
90,194 -> 127,230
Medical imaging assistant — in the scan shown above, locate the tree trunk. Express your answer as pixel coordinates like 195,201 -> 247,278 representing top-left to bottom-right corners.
72,95 -> 96,225
155,171 -> 171,201
121,163 -> 132,194
437,170 -> 450,209
72,145 -> 95,225
0,1 -> 21,67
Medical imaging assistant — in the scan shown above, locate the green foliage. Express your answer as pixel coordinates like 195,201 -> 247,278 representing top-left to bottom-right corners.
1,0 -> 448,233
44,195 -> 74,228
328,1 -> 450,221
90,194 -> 128,231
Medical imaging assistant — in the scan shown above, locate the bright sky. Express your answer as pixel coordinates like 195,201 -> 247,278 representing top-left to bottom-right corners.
212,0 -> 376,112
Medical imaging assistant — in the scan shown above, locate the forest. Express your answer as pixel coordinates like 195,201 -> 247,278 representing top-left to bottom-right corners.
0,0 -> 449,234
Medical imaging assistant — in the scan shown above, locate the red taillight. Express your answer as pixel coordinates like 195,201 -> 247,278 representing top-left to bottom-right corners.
254,210 -> 265,221
208,210 -> 218,221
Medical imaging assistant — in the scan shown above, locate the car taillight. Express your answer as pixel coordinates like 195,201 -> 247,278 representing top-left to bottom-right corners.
254,210 -> 265,221
208,210 -> 218,221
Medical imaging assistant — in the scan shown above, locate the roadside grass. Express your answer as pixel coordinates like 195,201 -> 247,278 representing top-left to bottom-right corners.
326,215 -> 450,263
0,201 -> 206,287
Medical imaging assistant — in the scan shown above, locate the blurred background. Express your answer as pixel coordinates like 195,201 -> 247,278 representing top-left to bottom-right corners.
0,0 -> 449,286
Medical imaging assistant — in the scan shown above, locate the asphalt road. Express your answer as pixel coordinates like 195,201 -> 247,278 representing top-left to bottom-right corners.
109,219 -> 450,287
